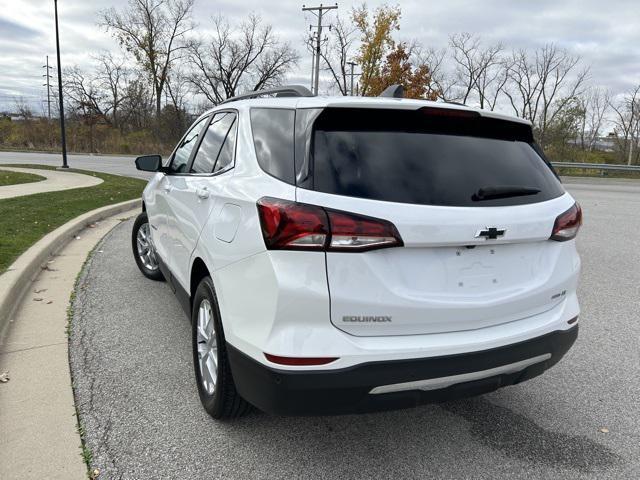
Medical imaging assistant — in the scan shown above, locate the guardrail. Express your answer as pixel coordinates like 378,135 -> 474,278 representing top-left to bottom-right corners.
551,162 -> 640,172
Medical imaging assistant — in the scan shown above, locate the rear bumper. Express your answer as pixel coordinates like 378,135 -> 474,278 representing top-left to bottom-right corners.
227,325 -> 578,415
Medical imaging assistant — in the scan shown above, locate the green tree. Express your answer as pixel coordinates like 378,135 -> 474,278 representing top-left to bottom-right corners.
352,4 -> 401,96
367,43 -> 441,99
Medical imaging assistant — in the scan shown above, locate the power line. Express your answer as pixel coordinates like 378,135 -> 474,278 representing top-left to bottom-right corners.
302,3 -> 338,95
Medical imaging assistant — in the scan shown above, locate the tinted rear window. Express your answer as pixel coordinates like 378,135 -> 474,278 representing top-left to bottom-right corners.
251,108 -> 295,184
311,108 -> 564,207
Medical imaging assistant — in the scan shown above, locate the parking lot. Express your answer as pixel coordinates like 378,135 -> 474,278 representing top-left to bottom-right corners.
69,181 -> 640,479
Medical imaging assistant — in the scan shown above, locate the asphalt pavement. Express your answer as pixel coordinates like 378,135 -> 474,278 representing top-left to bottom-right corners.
68,182 -> 640,479
0,151 -> 150,180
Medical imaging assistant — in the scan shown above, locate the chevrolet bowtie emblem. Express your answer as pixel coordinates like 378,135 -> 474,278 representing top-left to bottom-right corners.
475,227 -> 506,240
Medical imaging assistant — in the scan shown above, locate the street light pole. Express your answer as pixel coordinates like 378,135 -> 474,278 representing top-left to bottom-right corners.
54,0 -> 68,168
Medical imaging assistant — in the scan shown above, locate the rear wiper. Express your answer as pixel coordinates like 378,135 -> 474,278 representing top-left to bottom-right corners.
472,185 -> 541,201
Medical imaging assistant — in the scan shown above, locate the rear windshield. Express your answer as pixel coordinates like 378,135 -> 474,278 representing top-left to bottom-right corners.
310,108 -> 564,207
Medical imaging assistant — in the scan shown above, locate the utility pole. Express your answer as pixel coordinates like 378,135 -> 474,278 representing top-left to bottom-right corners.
42,56 -> 53,120
347,61 -> 362,96
629,104 -> 638,165
302,3 -> 337,95
308,31 -> 317,91
54,0 -> 68,168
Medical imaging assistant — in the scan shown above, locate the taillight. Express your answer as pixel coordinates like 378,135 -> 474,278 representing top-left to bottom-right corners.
256,198 -> 328,250
550,203 -> 582,241
326,209 -> 403,251
256,197 -> 403,252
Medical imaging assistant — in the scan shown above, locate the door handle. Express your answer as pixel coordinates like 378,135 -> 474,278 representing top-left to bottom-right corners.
196,187 -> 210,199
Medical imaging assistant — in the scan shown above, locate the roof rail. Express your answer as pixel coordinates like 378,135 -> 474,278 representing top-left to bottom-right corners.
220,85 -> 314,105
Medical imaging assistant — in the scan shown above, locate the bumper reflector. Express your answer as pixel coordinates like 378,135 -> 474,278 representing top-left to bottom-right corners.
264,353 -> 338,366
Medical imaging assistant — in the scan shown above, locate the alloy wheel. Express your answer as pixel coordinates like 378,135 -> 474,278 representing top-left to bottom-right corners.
136,222 -> 159,271
196,299 -> 218,396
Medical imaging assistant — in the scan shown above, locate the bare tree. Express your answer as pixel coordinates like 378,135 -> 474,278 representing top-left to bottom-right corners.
119,77 -> 155,131
503,44 -> 589,147
318,16 -> 357,95
415,46 -> 458,101
158,71 -> 191,141
166,72 -> 190,113
610,85 -> 640,165
64,66 -> 108,152
95,52 -> 130,129
13,97 -> 34,120
577,87 -> 610,151
100,0 -> 194,118
188,14 -> 299,105
449,33 -> 506,110
64,66 -> 106,119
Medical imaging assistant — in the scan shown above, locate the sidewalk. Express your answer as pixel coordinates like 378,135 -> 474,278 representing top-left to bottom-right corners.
0,209 -> 137,480
0,166 -> 103,200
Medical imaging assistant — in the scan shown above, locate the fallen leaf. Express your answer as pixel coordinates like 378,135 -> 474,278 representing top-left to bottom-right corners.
0,372 -> 9,383
46,301 -> 53,304
34,289 -> 47,294
33,297 -> 43,302
599,427 -> 609,433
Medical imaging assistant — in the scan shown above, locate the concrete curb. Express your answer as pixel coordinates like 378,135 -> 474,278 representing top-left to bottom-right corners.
0,198 -> 141,341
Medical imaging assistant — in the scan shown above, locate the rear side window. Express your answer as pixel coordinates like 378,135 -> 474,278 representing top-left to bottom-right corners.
250,108 -> 295,184
310,108 -> 564,207
191,112 -> 236,174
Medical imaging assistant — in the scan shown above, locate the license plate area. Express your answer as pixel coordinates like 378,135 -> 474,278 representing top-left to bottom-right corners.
447,245 -> 503,292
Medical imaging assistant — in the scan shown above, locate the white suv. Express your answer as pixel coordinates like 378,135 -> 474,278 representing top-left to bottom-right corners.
132,85 -> 581,418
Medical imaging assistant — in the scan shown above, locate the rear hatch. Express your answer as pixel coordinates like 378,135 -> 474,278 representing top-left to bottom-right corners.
295,107 -> 574,336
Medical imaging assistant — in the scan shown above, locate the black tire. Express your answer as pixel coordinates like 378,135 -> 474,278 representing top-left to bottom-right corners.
192,277 -> 251,419
131,212 -> 164,281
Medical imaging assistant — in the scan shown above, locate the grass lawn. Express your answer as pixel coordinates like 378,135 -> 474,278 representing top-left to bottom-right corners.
0,168 -> 46,186
0,164 -> 146,272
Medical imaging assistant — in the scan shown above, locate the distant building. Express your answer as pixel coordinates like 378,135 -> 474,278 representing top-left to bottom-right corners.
591,136 -> 616,152
569,134 -> 616,152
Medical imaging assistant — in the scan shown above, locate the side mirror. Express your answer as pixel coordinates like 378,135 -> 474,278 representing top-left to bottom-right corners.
135,154 -> 162,172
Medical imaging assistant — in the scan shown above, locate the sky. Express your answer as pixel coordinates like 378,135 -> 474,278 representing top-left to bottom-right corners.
1,0 -> 639,118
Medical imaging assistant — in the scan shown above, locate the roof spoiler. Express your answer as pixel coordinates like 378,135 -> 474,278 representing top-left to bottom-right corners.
379,84 -> 404,98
